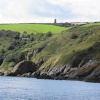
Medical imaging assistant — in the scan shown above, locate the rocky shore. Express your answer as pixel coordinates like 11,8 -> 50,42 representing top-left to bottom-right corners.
1,57 -> 99,83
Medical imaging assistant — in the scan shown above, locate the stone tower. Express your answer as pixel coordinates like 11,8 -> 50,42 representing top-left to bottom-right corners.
54,19 -> 57,24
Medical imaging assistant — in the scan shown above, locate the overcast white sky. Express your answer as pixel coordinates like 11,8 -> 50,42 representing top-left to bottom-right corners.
0,0 -> 100,23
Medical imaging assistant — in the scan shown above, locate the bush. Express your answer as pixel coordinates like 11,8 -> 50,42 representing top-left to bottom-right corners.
45,31 -> 52,37
7,45 -> 14,50
34,33 -> 44,41
29,33 -> 35,41
0,49 -> 5,54
5,52 -> 25,63
70,34 -> 78,39
77,39 -> 82,44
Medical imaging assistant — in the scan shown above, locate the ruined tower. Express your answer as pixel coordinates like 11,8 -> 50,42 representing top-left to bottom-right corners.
54,19 -> 57,25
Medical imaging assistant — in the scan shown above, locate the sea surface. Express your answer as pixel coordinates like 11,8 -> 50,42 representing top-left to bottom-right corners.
0,76 -> 100,100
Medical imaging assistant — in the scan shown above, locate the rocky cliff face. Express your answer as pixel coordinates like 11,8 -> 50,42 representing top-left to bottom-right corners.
33,59 -> 100,82
30,42 -> 100,82
5,42 -> 100,82
7,57 -> 100,82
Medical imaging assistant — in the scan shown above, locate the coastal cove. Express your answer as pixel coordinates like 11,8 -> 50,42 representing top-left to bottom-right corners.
0,1 -> 100,100
0,76 -> 100,100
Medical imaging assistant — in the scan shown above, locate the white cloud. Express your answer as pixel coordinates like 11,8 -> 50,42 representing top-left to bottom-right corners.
46,0 -> 100,22
68,0 -> 100,19
0,0 -> 33,23
0,0 -> 100,23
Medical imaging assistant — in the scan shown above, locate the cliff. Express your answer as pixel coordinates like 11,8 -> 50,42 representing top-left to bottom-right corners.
0,24 -> 100,82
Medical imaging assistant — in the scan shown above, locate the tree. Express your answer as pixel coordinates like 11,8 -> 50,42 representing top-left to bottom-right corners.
1,49 -> 5,54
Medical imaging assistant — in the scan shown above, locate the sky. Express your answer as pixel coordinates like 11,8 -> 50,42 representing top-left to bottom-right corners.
0,0 -> 100,23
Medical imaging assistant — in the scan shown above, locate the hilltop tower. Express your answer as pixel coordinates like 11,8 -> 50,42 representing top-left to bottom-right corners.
54,19 -> 57,25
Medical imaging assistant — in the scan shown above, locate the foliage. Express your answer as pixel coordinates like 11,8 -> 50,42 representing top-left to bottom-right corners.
0,24 -> 100,71
70,34 -> 78,39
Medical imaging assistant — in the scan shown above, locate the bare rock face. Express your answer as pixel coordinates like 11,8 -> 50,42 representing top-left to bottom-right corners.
12,61 -> 37,76
85,65 -> 100,82
0,72 -> 4,76
0,58 -> 3,66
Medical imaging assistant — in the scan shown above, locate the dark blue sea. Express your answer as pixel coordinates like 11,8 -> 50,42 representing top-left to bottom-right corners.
0,76 -> 100,100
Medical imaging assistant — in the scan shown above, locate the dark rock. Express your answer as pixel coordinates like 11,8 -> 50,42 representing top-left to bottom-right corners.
37,60 -> 44,68
6,72 -> 15,76
20,72 -> 31,77
71,53 -> 87,68
67,60 -> 100,81
0,58 -> 3,66
36,65 -> 71,80
85,65 -> 100,82
7,45 -> 14,50
0,72 -> 4,76
39,72 -> 53,79
82,60 -> 99,68
31,71 -> 40,77
70,34 -> 78,39
4,71 -> 10,76
60,64 -> 71,75
12,61 -> 37,76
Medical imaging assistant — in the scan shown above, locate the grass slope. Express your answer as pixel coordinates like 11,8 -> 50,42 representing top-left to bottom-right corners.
0,24 -> 68,34
81,22 -> 100,27
0,24 -> 100,71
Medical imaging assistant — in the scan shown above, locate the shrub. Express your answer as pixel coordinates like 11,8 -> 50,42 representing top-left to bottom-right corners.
5,52 -> 25,63
34,33 -> 44,41
70,34 -> 78,39
29,33 -> 35,41
7,45 -> 14,50
1,49 -> 5,54
77,39 -> 82,44
45,31 -> 52,37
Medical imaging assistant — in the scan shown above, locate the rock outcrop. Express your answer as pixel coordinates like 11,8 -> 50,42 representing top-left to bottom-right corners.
5,56 -> 100,82
9,61 -> 37,76
0,72 -> 4,76
31,60 -> 100,82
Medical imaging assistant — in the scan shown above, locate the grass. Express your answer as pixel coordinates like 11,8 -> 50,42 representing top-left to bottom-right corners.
81,22 -> 100,27
0,23 -> 100,71
0,24 -> 68,34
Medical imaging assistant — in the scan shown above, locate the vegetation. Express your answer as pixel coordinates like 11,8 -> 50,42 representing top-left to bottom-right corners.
80,22 -> 100,27
0,24 -> 68,34
0,23 -> 100,72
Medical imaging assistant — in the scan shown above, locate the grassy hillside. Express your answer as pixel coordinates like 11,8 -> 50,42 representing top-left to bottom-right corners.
81,22 -> 100,27
0,24 -> 68,34
0,24 -> 100,72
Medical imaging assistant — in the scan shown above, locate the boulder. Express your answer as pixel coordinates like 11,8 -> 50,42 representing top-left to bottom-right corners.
0,58 -> 3,66
0,72 -> 4,76
12,61 -> 37,76
4,71 -> 10,76
31,71 -> 40,77
20,72 -> 31,77
85,65 -> 100,82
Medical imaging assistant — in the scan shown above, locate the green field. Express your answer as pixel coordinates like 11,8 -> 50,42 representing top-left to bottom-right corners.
81,22 -> 100,27
0,24 -> 68,34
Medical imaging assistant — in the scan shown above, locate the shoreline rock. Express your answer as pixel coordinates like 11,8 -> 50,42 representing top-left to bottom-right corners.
7,61 -> 37,76
1,59 -> 100,83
